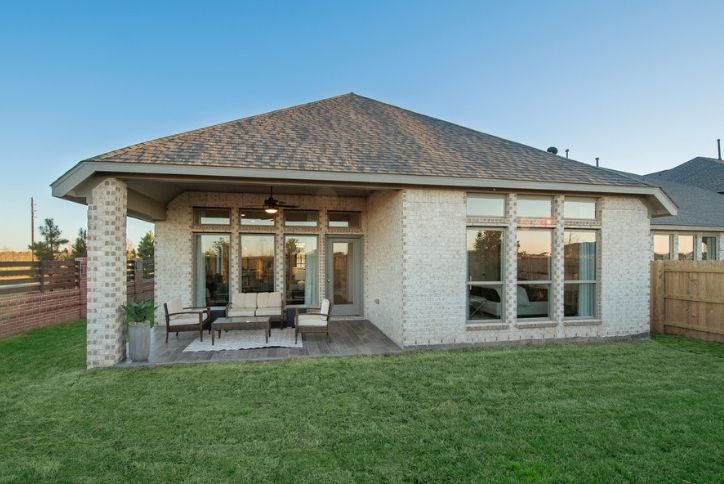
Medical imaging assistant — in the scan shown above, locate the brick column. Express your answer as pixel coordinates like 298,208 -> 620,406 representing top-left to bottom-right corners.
719,233 -> 724,261
670,234 -> 679,261
86,178 -> 128,369
551,195 -> 565,325
503,193 -> 518,324
693,234 -> 702,261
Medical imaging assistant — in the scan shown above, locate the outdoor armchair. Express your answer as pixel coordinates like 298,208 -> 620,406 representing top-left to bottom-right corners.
163,297 -> 211,343
295,298 -> 332,343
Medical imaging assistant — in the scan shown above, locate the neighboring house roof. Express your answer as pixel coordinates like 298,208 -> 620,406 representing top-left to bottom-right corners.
82,93 -> 646,188
642,177 -> 724,229
646,157 -> 724,194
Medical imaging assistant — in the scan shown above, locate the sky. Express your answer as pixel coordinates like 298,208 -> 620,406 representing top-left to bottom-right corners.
1,0 -> 723,251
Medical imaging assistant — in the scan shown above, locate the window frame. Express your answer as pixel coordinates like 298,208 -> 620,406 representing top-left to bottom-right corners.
677,234 -> 695,261
701,235 -> 718,261
239,208 -> 276,228
284,209 -> 320,228
652,233 -> 672,260
466,227 -> 506,323
516,228 -> 553,320
192,232 -> 231,307
563,229 -> 599,320
193,207 -> 231,226
327,211 -> 362,229
284,234 -> 320,307
466,193 -> 506,218
239,233 -> 276,293
563,197 -> 598,221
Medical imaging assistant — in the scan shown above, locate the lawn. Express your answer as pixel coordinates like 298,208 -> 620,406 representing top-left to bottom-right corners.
1,322 -> 723,482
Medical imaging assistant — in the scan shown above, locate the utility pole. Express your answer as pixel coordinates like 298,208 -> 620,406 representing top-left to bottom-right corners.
30,197 -> 36,261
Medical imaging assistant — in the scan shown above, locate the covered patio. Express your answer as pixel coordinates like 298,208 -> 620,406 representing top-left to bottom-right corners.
117,319 -> 401,367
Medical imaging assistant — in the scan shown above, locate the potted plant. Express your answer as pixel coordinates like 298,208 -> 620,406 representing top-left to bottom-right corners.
122,299 -> 156,362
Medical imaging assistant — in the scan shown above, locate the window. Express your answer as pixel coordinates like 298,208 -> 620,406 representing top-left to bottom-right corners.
678,235 -> 694,260
564,231 -> 597,318
702,236 -> 718,260
194,234 -> 230,307
517,196 -> 552,218
467,194 -> 505,217
240,209 -> 275,226
466,229 -> 504,321
240,235 -> 275,293
285,235 -> 318,306
516,229 -> 551,319
564,197 -> 597,219
194,208 -> 230,225
285,210 -> 319,227
328,211 -> 361,228
653,234 -> 671,260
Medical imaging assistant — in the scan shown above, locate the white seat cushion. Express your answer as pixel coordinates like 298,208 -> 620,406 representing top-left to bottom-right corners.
231,292 -> 257,309
168,313 -> 202,326
297,313 -> 328,327
255,307 -> 281,317
166,297 -> 183,315
227,308 -> 256,317
257,292 -> 282,309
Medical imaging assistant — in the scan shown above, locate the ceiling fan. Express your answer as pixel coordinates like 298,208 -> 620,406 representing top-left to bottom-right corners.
250,187 -> 298,214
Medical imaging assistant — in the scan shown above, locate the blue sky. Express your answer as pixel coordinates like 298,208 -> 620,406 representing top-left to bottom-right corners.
1,1 -> 723,250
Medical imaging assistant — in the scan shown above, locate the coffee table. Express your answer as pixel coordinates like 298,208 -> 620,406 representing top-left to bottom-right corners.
211,316 -> 271,345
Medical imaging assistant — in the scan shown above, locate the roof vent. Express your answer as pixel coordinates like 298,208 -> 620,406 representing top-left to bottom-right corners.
718,138 -> 721,160
547,146 -> 558,155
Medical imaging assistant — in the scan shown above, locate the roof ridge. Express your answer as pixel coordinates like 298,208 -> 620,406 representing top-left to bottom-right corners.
83,92 -> 358,162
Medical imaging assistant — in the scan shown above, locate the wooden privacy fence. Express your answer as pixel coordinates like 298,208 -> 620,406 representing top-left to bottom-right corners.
651,260 -> 724,343
0,258 -> 155,339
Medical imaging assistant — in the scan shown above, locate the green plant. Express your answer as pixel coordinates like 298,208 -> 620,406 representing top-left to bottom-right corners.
121,299 -> 156,327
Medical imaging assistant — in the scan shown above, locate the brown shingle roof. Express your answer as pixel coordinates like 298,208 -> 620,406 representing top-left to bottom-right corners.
86,93 -> 647,187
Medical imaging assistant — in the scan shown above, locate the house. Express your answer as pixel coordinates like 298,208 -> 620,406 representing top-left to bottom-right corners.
644,158 -> 724,261
51,93 -> 677,368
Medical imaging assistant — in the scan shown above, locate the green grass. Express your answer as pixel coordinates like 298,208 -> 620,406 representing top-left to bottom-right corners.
1,322 -> 723,482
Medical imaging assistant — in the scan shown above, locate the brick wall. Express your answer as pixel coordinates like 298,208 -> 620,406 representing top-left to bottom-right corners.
0,287 -> 83,339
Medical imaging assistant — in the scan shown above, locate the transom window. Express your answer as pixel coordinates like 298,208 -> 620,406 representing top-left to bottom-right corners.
240,209 -> 275,226
328,211 -> 361,228
467,194 -> 505,217
194,208 -> 230,225
564,197 -> 597,220
516,229 -> 552,319
466,228 -> 504,321
564,231 -> 597,318
517,196 -> 552,219
285,210 -> 319,227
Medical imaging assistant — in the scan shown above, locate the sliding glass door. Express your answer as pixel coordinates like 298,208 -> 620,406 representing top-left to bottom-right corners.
285,235 -> 319,306
194,234 -> 230,307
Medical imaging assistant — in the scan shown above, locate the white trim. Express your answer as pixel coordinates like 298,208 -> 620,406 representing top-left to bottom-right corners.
51,161 -> 678,217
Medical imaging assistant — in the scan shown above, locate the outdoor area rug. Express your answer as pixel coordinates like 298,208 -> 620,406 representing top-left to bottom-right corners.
183,329 -> 303,352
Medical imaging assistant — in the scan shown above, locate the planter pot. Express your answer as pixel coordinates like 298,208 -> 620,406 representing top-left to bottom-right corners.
128,322 -> 151,362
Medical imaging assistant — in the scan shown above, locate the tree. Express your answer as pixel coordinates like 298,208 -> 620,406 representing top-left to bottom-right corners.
28,218 -> 68,261
136,231 -> 155,261
71,228 -> 87,258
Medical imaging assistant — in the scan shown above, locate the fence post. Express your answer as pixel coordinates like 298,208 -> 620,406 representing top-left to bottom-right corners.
650,261 -> 665,333
76,258 -> 87,320
134,258 -> 144,303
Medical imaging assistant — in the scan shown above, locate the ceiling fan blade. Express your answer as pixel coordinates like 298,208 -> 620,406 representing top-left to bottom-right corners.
278,203 -> 299,208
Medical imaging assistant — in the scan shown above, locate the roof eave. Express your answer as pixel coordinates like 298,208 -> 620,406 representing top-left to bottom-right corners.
51,161 -> 678,217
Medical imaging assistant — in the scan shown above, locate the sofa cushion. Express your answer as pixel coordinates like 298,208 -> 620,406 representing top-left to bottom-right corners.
168,313 -> 202,326
257,292 -> 282,309
297,313 -> 328,327
231,292 -> 257,309
255,307 -> 281,317
166,297 -> 182,315
227,308 -> 257,317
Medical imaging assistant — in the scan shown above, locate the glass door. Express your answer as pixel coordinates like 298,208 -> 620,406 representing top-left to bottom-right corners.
326,237 -> 362,316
